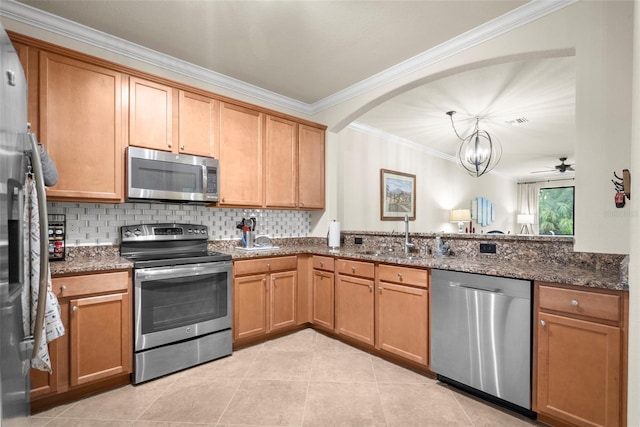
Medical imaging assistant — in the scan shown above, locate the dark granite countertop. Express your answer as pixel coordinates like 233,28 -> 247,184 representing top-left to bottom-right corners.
226,245 -> 626,291
50,243 -> 626,291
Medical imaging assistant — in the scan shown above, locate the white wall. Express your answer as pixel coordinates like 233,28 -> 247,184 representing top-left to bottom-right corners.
313,1 -> 633,255
327,126 -> 517,234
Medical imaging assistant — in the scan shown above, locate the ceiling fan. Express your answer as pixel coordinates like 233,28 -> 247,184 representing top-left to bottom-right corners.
532,157 -> 575,174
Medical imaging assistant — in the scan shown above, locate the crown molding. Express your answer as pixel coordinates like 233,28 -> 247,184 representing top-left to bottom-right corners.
1,0 -> 575,117
0,0 -> 314,115
311,0 -> 576,114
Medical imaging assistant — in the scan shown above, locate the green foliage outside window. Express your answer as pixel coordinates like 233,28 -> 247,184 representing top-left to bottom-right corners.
538,187 -> 574,235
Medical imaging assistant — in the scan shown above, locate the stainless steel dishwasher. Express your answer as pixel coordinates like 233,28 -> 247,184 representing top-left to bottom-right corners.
431,269 -> 533,415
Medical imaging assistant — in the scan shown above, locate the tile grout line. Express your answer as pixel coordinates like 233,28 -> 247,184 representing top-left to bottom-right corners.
369,354 -> 391,427
214,344 -> 263,426
447,384 -> 477,427
299,331 -> 319,427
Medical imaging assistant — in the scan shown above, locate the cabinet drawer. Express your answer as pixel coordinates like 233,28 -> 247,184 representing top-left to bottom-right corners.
54,271 -> 129,298
538,285 -> 621,322
336,259 -> 375,279
313,256 -> 334,272
234,256 -> 298,276
378,265 -> 428,288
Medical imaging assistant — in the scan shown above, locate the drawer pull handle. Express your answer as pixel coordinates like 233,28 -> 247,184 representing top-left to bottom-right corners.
540,320 -> 546,326
570,299 -> 579,307
72,306 -> 78,312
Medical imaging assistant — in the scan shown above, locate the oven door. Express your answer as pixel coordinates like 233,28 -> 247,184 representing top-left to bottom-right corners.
134,261 -> 231,352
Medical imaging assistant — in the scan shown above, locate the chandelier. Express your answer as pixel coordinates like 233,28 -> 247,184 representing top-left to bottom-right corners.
446,111 -> 502,177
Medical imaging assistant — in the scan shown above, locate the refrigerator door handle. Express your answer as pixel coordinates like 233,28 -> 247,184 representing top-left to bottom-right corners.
27,131 -> 49,360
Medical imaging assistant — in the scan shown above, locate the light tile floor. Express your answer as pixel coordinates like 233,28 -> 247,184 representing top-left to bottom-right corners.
30,329 -> 544,426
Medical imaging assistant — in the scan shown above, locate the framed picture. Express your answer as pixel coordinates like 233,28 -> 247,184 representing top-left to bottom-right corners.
380,169 -> 416,220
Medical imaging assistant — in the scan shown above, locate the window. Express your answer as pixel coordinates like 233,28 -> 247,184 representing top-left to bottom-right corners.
538,186 -> 574,235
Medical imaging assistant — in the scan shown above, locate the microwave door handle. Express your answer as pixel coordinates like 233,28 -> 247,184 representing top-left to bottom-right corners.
27,131 -> 49,359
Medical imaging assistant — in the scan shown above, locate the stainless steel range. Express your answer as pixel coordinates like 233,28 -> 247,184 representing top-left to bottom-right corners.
120,223 -> 232,384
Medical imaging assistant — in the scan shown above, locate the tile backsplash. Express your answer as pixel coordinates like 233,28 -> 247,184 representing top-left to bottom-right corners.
48,202 -> 312,246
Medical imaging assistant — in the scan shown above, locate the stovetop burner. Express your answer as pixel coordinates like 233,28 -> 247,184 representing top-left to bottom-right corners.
120,223 -> 232,268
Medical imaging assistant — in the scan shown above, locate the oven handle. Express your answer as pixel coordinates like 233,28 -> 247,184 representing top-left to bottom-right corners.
135,261 -> 232,282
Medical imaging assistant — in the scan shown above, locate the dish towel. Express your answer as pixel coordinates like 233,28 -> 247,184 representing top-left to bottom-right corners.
21,178 -> 65,373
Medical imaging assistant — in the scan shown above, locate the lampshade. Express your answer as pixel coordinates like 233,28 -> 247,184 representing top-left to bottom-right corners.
450,209 -> 471,222
517,214 -> 534,225
446,111 -> 502,177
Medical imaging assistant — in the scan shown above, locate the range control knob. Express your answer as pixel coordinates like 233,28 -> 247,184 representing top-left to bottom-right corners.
123,230 -> 132,237
133,228 -> 141,236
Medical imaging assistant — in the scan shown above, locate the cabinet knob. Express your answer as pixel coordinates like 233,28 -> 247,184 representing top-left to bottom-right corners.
570,299 -> 579,307
267,263 -> 271,269
368,285 -> 373,291
320,262 -> 324,267
60,285 -> 67,292
378,286 -> 382,293
540,320 -> 546,326
180,145 -> 185,150
351,267 -> 356,273
167,142 -> 172,148
72,306 -> 78,312
397,273 -> 403,280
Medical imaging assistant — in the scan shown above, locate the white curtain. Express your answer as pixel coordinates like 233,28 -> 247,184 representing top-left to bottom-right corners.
517,182 -> 541,234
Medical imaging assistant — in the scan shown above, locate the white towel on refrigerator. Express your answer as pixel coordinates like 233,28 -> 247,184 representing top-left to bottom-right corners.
22,178 -> 65,373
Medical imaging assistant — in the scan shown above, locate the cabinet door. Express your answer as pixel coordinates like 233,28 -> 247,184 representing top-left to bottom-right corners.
40,52 -> 124,201
69,292 -> 131,387
218,102 -> 263,206
265,115 -> 297,208
336,274 -> 375,346
29,339 -> 58,398
269,271 -> 297,331
233,274 -> 268,340
129,76 -> 174,152
376,282 -> 428,365
13,41 -> 39,139
179,90 -> 217,157
312,270 -> 334,330
298,125 -> 325,209
537,312 -> 621,427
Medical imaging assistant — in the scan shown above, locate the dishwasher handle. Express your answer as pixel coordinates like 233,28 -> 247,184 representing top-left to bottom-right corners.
448,282 -> 503,295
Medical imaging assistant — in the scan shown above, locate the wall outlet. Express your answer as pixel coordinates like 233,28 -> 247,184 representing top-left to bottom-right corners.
480,243 -> 497,254
354,237 -> 363,245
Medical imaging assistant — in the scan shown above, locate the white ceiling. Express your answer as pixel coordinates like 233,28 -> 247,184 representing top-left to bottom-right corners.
9,0 -> 575,181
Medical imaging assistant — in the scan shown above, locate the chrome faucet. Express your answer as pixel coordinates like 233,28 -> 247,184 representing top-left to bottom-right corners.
403,214 -> 414,255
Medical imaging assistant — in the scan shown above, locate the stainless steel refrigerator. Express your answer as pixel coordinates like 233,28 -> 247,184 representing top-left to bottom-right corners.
1,22 -> 49,426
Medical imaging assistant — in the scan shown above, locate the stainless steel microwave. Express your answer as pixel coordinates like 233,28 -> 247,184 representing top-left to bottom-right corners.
126,147 -> 219,203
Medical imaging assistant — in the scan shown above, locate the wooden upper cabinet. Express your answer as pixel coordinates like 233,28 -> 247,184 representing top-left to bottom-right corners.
298,124 -> 325,209
265,115 -> 297,208
178,90 -> 218,157
129,76 -> 175,152
39,51 -> 124,202
218,102 -> 263,206
12,41 -> 39,139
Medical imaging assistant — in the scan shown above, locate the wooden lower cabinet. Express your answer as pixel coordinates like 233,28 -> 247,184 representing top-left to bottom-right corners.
376,282 -> 428,366
534,282 -> 626,427
311,256 -> 335,331
30,271 -> 132,407
233,274 -> 269,340
233,256 -> 298,342
69,293 -> 130,386
335,273 -> 375,346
